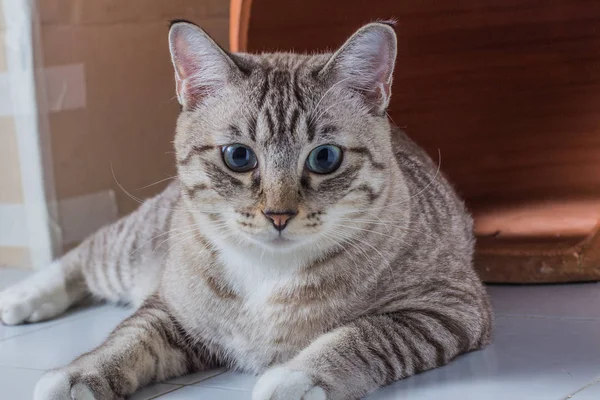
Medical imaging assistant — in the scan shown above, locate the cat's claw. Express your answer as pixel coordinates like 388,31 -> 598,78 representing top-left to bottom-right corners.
0,261 -> 70,325
253,366 -> 326,400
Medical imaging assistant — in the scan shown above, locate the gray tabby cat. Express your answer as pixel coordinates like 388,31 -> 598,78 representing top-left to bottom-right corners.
0,21 -> 492,400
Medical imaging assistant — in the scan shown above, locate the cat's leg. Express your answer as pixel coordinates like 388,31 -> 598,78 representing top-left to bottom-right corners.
253,296 -> 492,400
0,253 -> 87,325
0,183 -> 179,325
34,295 -> 215,400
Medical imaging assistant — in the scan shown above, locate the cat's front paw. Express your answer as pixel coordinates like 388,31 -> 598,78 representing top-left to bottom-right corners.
0,261 -> 69,325
34,369 -> 116,400
253,366 -> 326,400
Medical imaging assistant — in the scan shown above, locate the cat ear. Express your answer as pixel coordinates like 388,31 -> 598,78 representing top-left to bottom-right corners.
321,22 -> 397,115
169,21 -> 238,110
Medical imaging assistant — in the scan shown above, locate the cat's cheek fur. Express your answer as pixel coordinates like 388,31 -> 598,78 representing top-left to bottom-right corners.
253,366 -> 327,400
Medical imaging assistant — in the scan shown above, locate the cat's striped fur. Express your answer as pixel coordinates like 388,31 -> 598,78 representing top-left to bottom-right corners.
0,21 -> 492,400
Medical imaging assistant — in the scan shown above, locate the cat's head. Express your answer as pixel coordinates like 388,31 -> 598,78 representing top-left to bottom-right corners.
169,21 -> 399,253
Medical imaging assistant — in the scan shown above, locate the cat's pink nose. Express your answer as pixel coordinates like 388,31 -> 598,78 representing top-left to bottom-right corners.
263,210 -> 297,231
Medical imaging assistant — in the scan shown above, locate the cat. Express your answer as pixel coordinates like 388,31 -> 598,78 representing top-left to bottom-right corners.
0,20 -> 492,400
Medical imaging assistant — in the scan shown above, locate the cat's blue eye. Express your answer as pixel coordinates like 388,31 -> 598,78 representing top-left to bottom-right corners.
222,144 -> 258,172
306,144 -> 343,174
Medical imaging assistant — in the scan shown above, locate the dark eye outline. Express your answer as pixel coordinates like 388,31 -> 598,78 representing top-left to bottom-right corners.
221,144 -> 258,172
306,144 -> 343,174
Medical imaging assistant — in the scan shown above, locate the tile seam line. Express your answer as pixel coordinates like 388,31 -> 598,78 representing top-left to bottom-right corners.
562,375 -> 600,399
0,307 -> 116,342
495,313 -> 600,321
0,365 -> 46,371
193,384 -> 252,392
145,384 -> 185,400
177,370 -> 228,386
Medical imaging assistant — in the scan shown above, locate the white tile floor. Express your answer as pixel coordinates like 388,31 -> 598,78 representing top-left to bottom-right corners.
1,269 -> 600,399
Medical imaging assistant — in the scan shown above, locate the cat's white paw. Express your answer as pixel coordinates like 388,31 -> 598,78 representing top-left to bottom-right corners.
34,370 -> 98,400
253,366 -> 326,400
0,261 -> 70,325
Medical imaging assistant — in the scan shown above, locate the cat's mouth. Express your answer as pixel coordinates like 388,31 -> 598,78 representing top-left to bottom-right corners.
246,232 -> 305,251
236,225 -> 315,251
270,236 -> 291,245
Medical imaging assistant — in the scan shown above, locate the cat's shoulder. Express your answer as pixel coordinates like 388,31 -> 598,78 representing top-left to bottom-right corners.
389,124 -> 433,169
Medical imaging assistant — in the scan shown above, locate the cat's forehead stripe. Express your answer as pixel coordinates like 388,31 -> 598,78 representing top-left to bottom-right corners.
252,64 -> 310,146
229,125 -> 242,138
256,71 -> 270,107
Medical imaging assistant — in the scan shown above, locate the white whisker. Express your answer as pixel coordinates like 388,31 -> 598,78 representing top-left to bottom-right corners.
136,176 -> 177,190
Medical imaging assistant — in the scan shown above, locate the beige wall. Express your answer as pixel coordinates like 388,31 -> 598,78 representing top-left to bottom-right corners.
0,1 -> 31,268
39,0 -> 229,213
0,117 -> 23,204
0,0 -> 229,267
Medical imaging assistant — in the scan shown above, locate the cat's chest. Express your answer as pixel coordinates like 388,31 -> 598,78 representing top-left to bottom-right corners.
196,250 -> 336,370
199,290 -> 324,372
219,249 -> 300,304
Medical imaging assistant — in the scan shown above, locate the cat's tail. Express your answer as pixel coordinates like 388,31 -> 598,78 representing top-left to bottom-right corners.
0,182 -> 180,325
